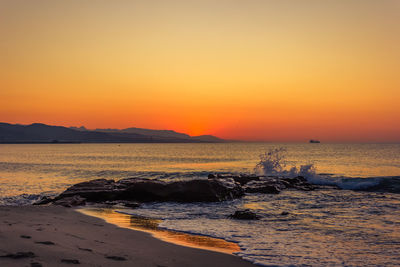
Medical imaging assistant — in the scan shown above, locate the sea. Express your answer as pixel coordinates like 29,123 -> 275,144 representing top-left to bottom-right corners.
0,143 -> 399,266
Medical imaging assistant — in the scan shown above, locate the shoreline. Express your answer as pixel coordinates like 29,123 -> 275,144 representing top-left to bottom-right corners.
78,207 -> 241,255
0,206 -> 255,267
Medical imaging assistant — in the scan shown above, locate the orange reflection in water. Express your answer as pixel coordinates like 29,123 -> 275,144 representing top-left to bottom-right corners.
78,208 -> 239,254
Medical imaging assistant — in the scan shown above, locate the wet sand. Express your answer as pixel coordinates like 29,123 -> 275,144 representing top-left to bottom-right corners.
0,206 -> 255,267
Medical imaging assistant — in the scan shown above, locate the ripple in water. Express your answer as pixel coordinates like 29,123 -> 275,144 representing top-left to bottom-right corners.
121,190 -> 400,267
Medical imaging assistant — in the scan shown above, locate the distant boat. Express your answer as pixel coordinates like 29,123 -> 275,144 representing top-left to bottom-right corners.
309,139 -> 320,143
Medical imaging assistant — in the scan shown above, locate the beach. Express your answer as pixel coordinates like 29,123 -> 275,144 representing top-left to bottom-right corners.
0,206 -> 255,267
1,143 -> 400,266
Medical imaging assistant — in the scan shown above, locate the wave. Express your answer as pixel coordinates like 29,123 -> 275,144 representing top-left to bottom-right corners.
255,148 -> 400,193
307,175 -> 400,193
0,193 -> 51,206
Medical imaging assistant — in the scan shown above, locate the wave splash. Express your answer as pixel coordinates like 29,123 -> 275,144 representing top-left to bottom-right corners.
254,148 -> 316,179
254,148 -> 400,193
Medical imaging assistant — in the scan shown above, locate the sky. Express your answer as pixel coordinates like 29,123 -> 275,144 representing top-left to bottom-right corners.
1,0 -> 399,142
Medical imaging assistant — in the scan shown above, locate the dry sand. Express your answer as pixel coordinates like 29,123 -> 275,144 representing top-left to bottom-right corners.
0,206 -> 255,267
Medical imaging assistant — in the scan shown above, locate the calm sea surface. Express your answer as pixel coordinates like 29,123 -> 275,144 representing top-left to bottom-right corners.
1,143 -> 400,266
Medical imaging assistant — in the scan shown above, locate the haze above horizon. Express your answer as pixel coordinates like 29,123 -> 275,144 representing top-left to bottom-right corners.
1,0 -> 399,142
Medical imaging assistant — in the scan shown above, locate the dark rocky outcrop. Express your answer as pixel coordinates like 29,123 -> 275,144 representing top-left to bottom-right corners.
58,179 -> 120,202
36,175 -> 316,206
280,176 -> 315,191
213,174 -> 315,193
118,178 -> 244,202
232,176 -> 261,186
53,195 -> 86,207
244,181 -> 281,194
229,209 -> 260,220
44,178 -> 244,205
34,196 -> 54,205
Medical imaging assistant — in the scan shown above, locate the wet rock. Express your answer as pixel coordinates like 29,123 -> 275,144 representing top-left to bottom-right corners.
244,180 -> 281,194
45,178 -> 244,204
281,211 -> 289,216
231,175 -> 261,186
39,175 -> 316,205
34,196 -> 54,205
57,179 -> 119,202
217,175 -> 314,192
280,176 -> 315,191
20,235 -> 31,239
53,195 -> 86,207
30,262 -> 43,267
229,209 -> 260,220
118,178 -> 244,202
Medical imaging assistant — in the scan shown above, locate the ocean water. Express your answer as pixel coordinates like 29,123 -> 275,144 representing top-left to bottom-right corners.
0,143 -> 400,266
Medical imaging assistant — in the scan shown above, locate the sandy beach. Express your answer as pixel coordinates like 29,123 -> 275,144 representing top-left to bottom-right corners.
0,206 -> 255,267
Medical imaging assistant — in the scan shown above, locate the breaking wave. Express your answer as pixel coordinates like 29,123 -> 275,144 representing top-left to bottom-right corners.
255,148 -> 400,193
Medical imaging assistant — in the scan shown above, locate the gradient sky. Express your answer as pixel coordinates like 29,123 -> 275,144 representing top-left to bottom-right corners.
1,0 -> 399,142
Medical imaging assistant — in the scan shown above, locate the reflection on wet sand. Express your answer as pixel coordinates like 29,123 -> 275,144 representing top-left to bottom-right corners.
78,207 -> 240,254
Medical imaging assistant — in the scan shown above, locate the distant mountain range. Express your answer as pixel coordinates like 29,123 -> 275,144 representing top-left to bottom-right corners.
0,123 -> 226,143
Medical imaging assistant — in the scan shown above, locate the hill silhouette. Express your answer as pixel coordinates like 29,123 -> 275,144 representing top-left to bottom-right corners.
0,123 -> 225,143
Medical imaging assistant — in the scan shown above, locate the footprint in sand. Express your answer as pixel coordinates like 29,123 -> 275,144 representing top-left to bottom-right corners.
105,255 -> 127,261
78,247 -> 92,252
0,251 -> 36,259
61,259 -> 80,264
35,241 -> 55,245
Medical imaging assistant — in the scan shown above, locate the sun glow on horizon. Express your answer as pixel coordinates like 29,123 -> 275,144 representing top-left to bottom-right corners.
1,0 -> 399,142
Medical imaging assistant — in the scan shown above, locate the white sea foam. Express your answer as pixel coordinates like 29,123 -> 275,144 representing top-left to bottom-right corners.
255,148 -> 317,179
253,148 -> 399,192
121,189 -> 400,267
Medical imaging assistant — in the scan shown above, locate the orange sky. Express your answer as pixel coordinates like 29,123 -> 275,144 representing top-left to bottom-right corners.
1,0 -> 399,142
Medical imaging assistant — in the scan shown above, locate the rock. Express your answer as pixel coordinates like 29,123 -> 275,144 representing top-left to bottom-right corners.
39,175 -> 316,205
118,178 -> 244,202
217,175 -> 314,192
244,180 -> 281,194
229,209 -> 260,220
281,211 -> 289,216
33,196 -> 54,205
57,179 -> 119,202
231,175 -> 261,186
281,176 -> 315,191
46,178 -> 244,204
53,195 -> 86,207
